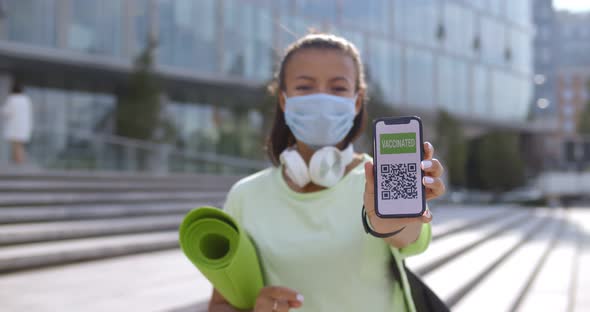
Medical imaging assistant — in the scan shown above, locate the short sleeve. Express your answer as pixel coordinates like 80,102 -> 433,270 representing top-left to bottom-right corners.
222,183 -> 243,223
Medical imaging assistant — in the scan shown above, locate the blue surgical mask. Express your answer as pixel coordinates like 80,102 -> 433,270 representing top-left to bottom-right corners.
284,93 -> 357,149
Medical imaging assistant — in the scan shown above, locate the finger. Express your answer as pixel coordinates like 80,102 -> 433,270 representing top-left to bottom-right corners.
421,158 -> 444,178
423,177 -> 446,200
364,161 -> 374,196
262,298 -> 293,312
266,286 -> 304,307
419,208 -> 433,223
423,142 -> 434,160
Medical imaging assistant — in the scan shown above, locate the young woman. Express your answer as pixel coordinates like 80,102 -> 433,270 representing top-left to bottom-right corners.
209,34 -> 446,312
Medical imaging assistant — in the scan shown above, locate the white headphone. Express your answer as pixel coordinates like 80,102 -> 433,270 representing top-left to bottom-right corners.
279,144 -> 354,188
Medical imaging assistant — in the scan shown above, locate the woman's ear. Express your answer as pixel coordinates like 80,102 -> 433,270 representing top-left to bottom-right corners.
355,89 -> 365,114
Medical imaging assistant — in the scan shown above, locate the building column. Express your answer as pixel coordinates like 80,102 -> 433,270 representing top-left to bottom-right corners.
56,0 -> 71,49
0,71 -> 12,164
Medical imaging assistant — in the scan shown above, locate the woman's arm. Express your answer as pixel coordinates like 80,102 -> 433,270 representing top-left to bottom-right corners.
209,289 -> 249,312
383,221 -> 423,249
209,286 -> 304,312
363,142 -> 445,249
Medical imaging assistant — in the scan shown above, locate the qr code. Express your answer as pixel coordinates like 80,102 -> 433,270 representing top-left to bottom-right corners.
380,163 -> 418,200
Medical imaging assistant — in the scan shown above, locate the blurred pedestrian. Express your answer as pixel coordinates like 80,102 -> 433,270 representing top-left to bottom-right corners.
2,80 -> 33,165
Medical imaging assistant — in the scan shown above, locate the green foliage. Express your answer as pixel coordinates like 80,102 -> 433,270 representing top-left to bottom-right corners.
362,85 -> 398,154
116,40 -> 162,141
579,80 -> 590,135
366,85 -> 397,122
436,110 -> 467,188
472,132 -> 525,193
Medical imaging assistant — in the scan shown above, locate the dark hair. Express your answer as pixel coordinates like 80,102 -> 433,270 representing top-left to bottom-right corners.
11,80 -> 23,94
266,33 -> 368,165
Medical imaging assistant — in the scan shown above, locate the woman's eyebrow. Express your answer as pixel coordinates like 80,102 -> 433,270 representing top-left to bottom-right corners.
295,75 -> 316,81
330,76 -> 352,84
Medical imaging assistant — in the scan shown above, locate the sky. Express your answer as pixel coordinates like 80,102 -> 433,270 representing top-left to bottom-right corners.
553,0 -> 590,12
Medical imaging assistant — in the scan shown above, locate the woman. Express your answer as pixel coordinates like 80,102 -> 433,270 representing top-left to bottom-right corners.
3,81 -> 33,165
209,34 -> 446,312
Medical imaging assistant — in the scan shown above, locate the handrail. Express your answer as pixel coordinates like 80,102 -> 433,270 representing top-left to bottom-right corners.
19,127 -> 269,173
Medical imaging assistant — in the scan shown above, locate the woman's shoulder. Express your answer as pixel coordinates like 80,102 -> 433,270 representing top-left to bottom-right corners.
227,166 -> 277,198
347,153 -> 372,179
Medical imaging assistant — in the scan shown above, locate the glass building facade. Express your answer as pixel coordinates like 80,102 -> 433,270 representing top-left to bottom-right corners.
0,0 -> 533,163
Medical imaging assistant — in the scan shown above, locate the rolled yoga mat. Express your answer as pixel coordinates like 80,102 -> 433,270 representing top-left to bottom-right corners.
179,206 -> 264,310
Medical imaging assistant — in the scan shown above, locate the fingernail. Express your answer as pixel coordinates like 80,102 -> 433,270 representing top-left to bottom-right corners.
424,209 -> 432,218
426,142 -> 433,150
424,177 -> 434,184
297,294 -> 305,302
421,160 -> 432,169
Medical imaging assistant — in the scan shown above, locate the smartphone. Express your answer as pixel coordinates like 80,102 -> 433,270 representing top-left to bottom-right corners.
373,116 -> 426,218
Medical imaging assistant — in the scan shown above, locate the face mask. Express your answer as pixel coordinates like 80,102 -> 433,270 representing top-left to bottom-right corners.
284,93 -> 357,149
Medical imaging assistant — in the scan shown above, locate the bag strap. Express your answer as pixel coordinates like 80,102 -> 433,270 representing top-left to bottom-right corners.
390,257 -> 450,312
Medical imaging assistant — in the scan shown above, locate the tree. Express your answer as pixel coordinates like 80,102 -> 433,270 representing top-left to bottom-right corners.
360,84 -> 398,154
436,110 -> 467,188
116,39 -> 162,141
473,132 -> 525,195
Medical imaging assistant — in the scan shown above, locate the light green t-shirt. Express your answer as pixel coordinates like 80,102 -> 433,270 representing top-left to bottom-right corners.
223,154 -> 431,312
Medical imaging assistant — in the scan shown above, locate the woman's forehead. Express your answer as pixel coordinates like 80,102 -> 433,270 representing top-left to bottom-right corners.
285,49 -> 356,82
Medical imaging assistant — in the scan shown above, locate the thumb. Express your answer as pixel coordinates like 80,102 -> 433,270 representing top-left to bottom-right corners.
364,161 -> 374,195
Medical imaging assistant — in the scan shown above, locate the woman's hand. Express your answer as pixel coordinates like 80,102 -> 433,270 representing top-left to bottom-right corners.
363,142 -> 445,244
254,286 -> 304,311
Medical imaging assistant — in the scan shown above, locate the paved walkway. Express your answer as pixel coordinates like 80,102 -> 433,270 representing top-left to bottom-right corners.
0,206 -> 588,312
0,250 -> 211,312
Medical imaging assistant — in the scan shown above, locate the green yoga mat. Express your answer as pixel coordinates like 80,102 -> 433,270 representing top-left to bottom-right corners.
179,206 -> 264,310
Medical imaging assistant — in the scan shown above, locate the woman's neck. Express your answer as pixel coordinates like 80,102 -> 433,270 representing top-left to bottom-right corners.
294,141 -> 347,165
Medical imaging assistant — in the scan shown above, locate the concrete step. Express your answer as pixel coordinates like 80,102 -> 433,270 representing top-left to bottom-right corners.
0,215 -> 185,246
0,170 -> 243,185
0,250 -> 212,312
407,209 -> 532,275
421,210 -> 550,308
0,202 -> 204,224
0,232 -> 179,274
1,205 -> 583,312
452,211 -> 563,311
0,181 -> 233,193
0,191 -> 227,207
430,205 -> 516,239
514,215 -> 580,312
569,208 -> 590,312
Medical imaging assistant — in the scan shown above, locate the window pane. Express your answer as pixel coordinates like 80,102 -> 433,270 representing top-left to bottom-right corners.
473,66 -> 490,116
481,18 -> 505,66
5,0 -> 56,47
405,48 -> 434,108
396,0 -> 438,46
444,3 -> 473,57
296,0 -> 336,24
342,0 -> 389,34
438,57 -> 469,114
158,0 -> 217,72
67,0 -> 123,56
367,38 -> 402,104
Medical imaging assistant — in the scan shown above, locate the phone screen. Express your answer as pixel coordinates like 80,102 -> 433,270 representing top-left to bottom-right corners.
373,117 -> 425,218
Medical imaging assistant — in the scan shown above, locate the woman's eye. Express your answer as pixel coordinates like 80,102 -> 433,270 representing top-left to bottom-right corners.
333,87 -> 348,92
295,85 -> 312,91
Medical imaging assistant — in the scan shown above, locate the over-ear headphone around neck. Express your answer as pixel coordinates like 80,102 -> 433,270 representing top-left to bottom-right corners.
279,145 -> 354,188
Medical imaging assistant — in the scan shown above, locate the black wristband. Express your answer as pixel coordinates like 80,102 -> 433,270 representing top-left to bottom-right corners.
361,205 -> 406,238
